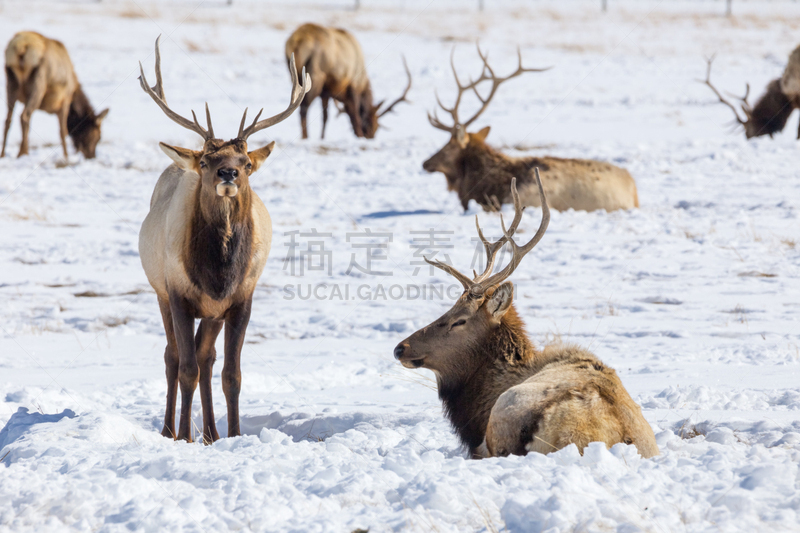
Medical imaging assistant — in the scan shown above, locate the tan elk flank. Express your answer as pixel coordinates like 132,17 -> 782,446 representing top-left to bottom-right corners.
137,36 -> 311,443
285,23 -> 411,139
700,47 -> 800,139
394,175 -> 658,459
3,31 -> 108,159
423,46 -> 638,213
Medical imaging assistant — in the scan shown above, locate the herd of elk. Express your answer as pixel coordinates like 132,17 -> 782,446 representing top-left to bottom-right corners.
423,45 -> 639,213
2,31 -> 108,160
285,23 -> 411,139
137,36 -> 311,443
394,175 -> 658,459
700,45 -> 800,139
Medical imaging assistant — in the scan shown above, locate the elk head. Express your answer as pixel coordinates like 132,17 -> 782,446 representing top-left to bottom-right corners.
138,36 -> 310,198
70,107 -> 109,159
700,55 -> 794,139
357,57 -> 413,139
423,45 -> 548,184
394,173 -> 549,378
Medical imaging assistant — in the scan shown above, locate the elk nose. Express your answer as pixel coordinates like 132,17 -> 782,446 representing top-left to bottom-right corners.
217,168 -> 238,181
393,343 -> 407,360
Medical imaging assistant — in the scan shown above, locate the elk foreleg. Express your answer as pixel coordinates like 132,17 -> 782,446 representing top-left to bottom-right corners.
222,297 -> 252,438
18,67 -> 46,157
321,94 -> 330,140
1,67 -> 18,158
196,318 -> 224,444
170,292 -> 199,442
56,101 -> 69,159
157,297 -> 179,439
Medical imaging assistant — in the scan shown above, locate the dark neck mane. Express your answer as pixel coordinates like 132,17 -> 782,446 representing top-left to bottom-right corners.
437,305 -> 539,454
185,187 -> 254,302
66,85 -> 96,139
456,140 -> 548,211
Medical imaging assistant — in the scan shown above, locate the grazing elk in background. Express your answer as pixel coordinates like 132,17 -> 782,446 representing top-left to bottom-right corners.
423,45 -> 638,213
137,36 -> 310,443
700,48 -> 800,139
394,175 -> 658,459
2,31 -> 108,159
285,23 -> 411,139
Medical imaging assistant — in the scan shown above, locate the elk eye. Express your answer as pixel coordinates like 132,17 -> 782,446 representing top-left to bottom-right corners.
199,161 -> 207,169
246,162 -> 252,170
451,319 -> 466,329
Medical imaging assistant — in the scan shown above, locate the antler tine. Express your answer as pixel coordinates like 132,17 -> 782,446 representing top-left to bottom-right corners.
698,55 -> 748,124
239,53 -> 311,140
138,35 -> 213,141
424,257 -> 473,290
475,172 -> 550,292
461,45 -> 550,128
427,110 -> 454,132
471,214 -> 510,284
378,56 -> 413,118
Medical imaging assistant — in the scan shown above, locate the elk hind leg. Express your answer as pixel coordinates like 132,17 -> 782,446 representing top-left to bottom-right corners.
320,94 -> 330,140
18,68 -> 47,157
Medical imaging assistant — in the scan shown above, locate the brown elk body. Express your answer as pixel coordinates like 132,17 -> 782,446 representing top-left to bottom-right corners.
285,23 -> 410,139
137,37 -> 311,443
424,46 -> 638,213
425,126 -> 638,212
701,47 -> 800,139
394,176 -> 658,459
2,31 -> 108,159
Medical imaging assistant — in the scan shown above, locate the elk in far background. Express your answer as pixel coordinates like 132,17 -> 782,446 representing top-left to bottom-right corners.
423,45 -> 639,213
285,23 -> 411,139
2,31 -> 108,159
700,46 -> 800,139
394,176 -> 658,460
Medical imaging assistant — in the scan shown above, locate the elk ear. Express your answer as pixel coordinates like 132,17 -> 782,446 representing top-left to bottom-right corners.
486,282 -> 514,324
247,141 -> 276,173
474,126 -> 491,141
95,108 -> 109,124
159,142 -> 200,171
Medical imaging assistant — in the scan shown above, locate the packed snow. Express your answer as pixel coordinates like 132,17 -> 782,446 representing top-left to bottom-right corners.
1,0 -> 800,531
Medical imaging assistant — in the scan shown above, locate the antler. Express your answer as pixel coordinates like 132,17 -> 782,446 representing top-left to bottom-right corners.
378,56 -> 413,118
237,53 -> 311,140
138,35 -> 215,141
425,170 -> 550,295
698,55 -> 750,124
427,44 -> 550,134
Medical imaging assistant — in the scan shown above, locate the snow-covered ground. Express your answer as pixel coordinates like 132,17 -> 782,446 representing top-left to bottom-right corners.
2,0 -> 800,531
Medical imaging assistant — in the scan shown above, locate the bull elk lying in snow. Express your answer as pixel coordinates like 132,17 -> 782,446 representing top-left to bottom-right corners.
137,37 -> 311,443
285,23 -> 411,139
2,31 -> 108,159
423,46 -> 639,213
700,47 -> 800,139
394,175 -> 658,459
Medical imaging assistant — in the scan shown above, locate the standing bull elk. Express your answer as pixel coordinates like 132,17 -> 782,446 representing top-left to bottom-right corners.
137,36 -> 311,443
700,47 -> 800,139
394,175 -> 658,459
2,31 -> 108,159
424,45 -> 639,213
285,23 -> 411,139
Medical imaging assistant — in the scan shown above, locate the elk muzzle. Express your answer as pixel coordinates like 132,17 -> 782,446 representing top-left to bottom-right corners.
215,168 -> 239,197
394,342 -> 425,368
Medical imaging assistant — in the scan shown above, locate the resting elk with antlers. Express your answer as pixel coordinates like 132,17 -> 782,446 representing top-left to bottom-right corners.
285,23 -> 411,139
2,31 -> 108,159
424,46 -> 638,213
700,47 -> 800,139
394,175 -> 658,459
138,37 -> 311,443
